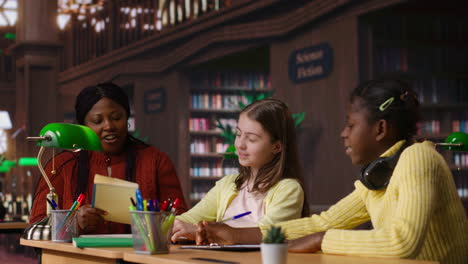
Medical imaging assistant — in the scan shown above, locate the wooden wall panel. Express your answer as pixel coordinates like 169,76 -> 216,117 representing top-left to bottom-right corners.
271,16 -> 360,211
131,72 -> 190,201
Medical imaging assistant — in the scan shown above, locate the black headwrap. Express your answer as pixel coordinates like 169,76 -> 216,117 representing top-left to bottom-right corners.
75,82 -> 130,125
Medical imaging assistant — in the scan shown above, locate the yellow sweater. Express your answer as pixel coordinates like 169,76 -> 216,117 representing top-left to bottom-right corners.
271,141 -> 468,264
178,174 -> 304,227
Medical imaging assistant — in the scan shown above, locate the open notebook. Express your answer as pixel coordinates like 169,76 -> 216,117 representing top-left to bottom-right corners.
91,174 -> 138,224
180,245 -> 260,251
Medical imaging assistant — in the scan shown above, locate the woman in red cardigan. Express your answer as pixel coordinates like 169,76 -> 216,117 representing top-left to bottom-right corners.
29,82 -> 187,234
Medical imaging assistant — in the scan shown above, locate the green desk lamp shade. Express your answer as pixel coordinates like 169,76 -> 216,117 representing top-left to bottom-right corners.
18,157 -> 38,166
0,164 -> 9,172
440,132 -> 468,152
23,123 -> 102,241
0,160 -> 16,172
37,123 -> 102,151
1,160 -> 16,168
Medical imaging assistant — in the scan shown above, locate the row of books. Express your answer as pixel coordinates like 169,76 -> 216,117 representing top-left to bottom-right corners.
416,120 -> 468,135
190,161 -> 238,177
457,188 -> 468,199
190,182 -> 214,200
0,193 -> 32,222
453,153 -> 468,168
374,46 -> 468,74
190,71 -> 271,90
372,16 -> 468,42
454,173 -> 468,199
414,79 -> 468,104
191,94 -> 248,110
189,117 -> 237,132
452,120 -> 468,133
416,120 -> 440,135
190,138 -> 228,154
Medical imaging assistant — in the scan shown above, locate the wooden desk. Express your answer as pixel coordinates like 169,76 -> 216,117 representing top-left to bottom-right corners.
124,245 -> 439,264
0,222 -> 28,231
20,238 -> 132,264
20,241 -> 439,264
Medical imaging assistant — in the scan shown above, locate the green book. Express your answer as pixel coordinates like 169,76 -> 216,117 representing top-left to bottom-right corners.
72,237 -> 133,248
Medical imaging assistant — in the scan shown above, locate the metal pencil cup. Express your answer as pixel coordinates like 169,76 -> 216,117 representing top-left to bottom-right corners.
51,209 -> 78,242
130,211 -> 175,254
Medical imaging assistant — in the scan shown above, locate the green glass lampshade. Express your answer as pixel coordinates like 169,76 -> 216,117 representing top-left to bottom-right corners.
0,164 -> 10,172
18,157 -> 38,166
443,132 -> 468,152
37,123 -> 102,151
1,160 -> 16,168
0,160 -> 16,172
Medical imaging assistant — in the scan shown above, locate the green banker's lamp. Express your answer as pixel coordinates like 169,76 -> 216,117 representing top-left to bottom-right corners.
0,158 -> 38,172
436,131 -> 468,152
22,123 -> 101,240
0,160 -> 16,172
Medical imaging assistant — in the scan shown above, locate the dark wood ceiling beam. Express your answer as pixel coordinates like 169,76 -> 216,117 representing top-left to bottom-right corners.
58,0 -> 281,83
58,0 -> 406,92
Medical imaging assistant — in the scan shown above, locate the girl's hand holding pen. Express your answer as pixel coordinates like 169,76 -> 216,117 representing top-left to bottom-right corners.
196,221 -> 237,245
195,211 -> 252,245
171,219 -> 198,243
77,204 -> 108,234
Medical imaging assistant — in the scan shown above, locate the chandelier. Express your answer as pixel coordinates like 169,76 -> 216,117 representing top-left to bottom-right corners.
57,0 -> 105,30
58,0 -> 104,14
0,0 -> 17,27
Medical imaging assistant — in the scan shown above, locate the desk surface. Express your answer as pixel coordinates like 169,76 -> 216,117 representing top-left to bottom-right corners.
20,240 -> 439,264
20,238 -> 132,259
124,245 -> 439,264
0,221 -> 28,230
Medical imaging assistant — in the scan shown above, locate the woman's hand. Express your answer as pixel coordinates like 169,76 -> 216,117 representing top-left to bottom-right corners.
76,204 -> 107,234
288,232 -> 325,253
171,219 -> 198,243
196,221 -> 237,245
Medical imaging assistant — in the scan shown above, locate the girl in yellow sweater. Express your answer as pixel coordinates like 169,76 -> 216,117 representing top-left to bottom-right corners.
172,98 -> 308,243
197,79 -> 468,264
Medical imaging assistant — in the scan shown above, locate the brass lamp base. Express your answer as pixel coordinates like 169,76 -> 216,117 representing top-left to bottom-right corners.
22,215 -> 51,240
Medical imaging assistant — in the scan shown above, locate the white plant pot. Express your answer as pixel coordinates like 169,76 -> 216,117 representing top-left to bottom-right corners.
261,243 -> 288,264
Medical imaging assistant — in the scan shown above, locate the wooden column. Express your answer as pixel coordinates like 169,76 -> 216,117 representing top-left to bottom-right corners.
9,0 -> 62,197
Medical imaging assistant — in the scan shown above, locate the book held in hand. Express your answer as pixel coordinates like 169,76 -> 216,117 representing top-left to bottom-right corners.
92,174 -> 138,224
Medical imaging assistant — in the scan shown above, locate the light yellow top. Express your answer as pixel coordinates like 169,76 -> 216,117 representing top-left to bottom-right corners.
178,174 -> 304,228
269,141 -> 468,264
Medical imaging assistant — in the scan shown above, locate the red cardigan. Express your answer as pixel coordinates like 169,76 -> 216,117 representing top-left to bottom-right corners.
29,145 -> 187,234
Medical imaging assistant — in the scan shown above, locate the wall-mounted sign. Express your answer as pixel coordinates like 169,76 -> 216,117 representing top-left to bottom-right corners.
289,43 -> 333,83
144,88 -> 166,114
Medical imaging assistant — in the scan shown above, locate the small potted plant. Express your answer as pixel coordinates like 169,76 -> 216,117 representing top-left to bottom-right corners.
261,226 -> 288,264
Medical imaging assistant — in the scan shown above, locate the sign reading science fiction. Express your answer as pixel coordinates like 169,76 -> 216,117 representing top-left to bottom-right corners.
289,43 -> 333,83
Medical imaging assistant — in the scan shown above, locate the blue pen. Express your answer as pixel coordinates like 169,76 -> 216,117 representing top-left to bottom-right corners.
220,211 -> 252,223
153,199 -> 160,212
135,189 -> 143,211
147,199 -> 154,211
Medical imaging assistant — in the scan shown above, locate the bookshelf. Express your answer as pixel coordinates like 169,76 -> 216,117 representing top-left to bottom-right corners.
185,47 -> 271,205
359,3 -> 468,206
188,70 -> 272,204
